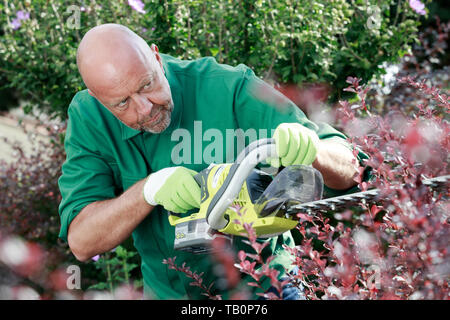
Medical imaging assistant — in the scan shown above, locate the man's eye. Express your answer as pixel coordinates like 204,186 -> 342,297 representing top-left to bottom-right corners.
117,99 -> 128,108
143,82 -> 152,90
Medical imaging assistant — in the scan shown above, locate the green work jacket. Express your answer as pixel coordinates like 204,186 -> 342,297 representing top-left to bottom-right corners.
58,54 -> 368,299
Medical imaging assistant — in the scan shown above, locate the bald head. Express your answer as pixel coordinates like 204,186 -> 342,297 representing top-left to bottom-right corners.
75,24 -> 174,134
77,24 -> 156,93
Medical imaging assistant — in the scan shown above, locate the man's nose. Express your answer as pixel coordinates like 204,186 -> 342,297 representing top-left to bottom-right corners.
132,94 -> 153,116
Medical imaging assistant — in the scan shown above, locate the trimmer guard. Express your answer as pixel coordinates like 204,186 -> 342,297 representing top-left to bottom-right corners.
255,165 -> 324,219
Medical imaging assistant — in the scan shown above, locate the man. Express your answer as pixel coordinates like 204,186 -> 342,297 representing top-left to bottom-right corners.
58,24 -> 366,299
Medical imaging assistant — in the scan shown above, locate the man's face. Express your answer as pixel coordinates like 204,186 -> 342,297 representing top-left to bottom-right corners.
89,46 -> 174,134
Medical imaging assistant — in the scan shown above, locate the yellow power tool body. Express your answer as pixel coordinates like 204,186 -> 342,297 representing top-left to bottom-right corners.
168,138 -> 324,253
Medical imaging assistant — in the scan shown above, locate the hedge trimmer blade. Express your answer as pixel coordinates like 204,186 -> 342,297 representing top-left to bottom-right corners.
286,175 -> 450,215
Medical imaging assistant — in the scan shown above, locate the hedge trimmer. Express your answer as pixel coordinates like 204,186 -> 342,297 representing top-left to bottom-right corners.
287,174 -> 449,215
168,138 -> 449,253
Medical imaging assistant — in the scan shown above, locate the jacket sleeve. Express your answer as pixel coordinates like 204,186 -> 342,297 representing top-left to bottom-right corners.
57,96 -> 117,242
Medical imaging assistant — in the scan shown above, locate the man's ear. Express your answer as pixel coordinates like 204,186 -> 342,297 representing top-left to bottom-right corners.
151,44 -> 165,74
150,43 -> 159,54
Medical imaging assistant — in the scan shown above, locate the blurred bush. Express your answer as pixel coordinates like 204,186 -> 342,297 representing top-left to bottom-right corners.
0,123 -> 69,295
424,0 -> 450,25
0,124 -> 65,251
0,123 -> 124,297
2,0 -> 446,300
0,0 -> 423,119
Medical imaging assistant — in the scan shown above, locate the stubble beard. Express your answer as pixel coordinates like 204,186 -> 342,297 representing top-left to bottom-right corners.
138,100 -> 174,134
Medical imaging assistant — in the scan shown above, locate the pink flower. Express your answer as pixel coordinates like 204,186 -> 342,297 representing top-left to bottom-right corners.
16,10 -> 30,20
10,10 -> 30,30
11,18 -> 21,30
409,0 -> 426,15
128,0 -> 146,14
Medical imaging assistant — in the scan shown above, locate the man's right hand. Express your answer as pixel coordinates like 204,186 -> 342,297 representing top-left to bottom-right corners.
143,167 -> 201,213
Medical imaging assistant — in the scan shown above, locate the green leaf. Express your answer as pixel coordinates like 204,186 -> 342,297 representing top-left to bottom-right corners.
210,48 -> 219,57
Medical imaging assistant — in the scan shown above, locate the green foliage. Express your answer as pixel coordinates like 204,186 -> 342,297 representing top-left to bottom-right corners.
88,245 -> 142,293
0,0 -> 423,119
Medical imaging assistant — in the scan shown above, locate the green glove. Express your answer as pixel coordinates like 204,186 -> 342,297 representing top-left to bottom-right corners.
268,123 -> 320,167
143,167 -> 201,213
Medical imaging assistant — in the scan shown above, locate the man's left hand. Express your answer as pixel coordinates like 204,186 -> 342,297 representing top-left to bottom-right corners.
268,123 -> 320,167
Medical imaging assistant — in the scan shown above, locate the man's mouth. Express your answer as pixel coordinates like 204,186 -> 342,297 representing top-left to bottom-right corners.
144,110 -> 162,125
138,101 -> 173,132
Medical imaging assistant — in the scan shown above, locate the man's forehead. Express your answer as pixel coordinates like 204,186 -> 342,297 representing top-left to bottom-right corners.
88,52 -> 156,93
